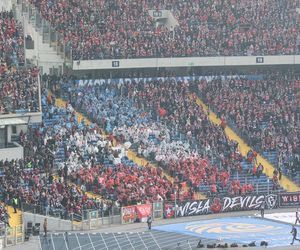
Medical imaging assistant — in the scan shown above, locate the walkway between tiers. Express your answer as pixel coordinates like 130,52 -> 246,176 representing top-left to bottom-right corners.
52,93 -> 206,200
192,94 -> 300,192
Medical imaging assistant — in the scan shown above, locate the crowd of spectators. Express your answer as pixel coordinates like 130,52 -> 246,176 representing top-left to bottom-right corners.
0,203 -> 9,227
0,10 -> 40,115
0,93 -> 106,220
198,72 -> 300,178
0,10 -> 24,66
0,102 -> 99,221
0,67 -> 40,114
65,78 -> 261,197
113,122 -> 194,162
29,0 -> 300,60
0,158 -> 102,219
39,92 -> 128,172
67,83 -> 209,190
69,163 -> 179,206
0,9 -> 41,224
4,0 -> 299,225
48,91 -> 192,205
3,69 -> 293,223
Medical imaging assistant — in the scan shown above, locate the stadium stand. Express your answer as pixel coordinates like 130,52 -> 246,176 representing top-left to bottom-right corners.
0,10 -> 24,66
60,78 -> 283,197
2,0 -> 300,249
198,72 -> 300,184
0,10 -> 40,241
28,0 -> 300,60
24,92 -> 182,208
0,10 -> 40,115
0,158 -> 102,219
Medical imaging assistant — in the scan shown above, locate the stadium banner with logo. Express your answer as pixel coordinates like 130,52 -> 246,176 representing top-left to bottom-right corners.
279,192 -> 300,207
121,205 -> 136,224
164,194 -> 278,218
76,75 -> 264,87
121,204 -> 153,224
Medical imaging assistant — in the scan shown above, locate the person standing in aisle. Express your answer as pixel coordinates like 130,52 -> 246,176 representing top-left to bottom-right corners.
12,196 -> 18,213
43,218 -> 48,237
147,215 -> 152,230
260,201 -> 265,219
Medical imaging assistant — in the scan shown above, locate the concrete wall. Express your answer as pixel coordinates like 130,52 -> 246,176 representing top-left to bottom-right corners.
0,112 -> 42,124
23,18 -> 65,74
73,55 -> 300,70
24,213 -> 121,232
7,126 -> 12,143
0,143 -> 23,161
24,213 -> 73,232
14,2 -> 65,75
148,10 -> 179,31
0,0 -> 13,11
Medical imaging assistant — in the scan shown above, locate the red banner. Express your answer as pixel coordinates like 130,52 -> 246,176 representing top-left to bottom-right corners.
122,206 -> 136,223
122,204 -> 152,224
135,204 -> 152,219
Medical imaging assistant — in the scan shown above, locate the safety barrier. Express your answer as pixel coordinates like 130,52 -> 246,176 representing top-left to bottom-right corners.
163,191 -> 300,219
0,223 -> 4,249
22,193 -> 300,232
70,208 -> 122,231
0,224 -> 24,248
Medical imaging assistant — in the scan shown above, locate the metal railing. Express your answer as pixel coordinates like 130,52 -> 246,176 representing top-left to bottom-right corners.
70,209 -> 122,231
0,222 -> 24,248
22,202 -> 122,231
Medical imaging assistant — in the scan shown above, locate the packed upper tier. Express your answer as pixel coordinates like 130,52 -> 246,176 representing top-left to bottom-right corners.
29,0 -> 300,60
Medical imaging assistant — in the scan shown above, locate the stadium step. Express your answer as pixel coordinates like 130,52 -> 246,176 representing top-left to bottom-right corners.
7,206 -> 23,228
192,94 -> 300,192
20,12 -> 65,74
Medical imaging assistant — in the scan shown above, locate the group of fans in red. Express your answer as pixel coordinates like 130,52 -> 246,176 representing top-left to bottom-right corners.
0,1 -> 300,247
